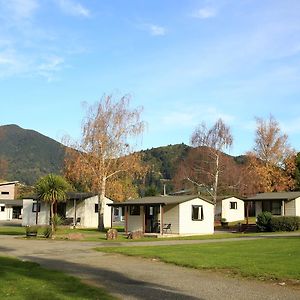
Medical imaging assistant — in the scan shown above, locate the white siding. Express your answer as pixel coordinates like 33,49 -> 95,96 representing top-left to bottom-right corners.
22,196 -> 112,228
221,197 -> 245,222
127,206 -> 144,232
295,197 -> 300,217
82,196 -> 112,228
0,204 -> 6,220
22,199 -> 50,226
164,204 -> 179,233
285,200 -> 296,216
179,198 -> 214,235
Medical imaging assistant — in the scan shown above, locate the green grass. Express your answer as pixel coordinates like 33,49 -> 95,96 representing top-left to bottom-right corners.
0,256 -> 115,300
96,238 -> 300,281
0,226 -> 25,235
1,225 -> 298,242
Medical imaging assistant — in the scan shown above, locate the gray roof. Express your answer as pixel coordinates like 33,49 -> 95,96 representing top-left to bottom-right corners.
247,192 -> 300,201
108,195 -> 214,206
0,199 -> 23,205
0,181 -> 18,186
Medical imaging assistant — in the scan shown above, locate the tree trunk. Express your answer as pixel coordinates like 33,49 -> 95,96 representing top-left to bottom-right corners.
213,153 -> 219,204
98,177 -> 106,231
50,202 -> 54,233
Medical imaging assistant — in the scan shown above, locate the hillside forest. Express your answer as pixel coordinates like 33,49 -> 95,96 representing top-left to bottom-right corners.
1,109 -> 300,201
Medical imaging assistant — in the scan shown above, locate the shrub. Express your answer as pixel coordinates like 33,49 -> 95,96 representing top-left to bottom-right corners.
270,216 -> 300,232
256,211 -> 272,232
52,215 -> 63,231
106,228 -> 118,240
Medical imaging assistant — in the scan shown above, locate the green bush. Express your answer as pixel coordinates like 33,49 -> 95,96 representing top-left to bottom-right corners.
270,216 -> 300,232
256,211 -> 272,232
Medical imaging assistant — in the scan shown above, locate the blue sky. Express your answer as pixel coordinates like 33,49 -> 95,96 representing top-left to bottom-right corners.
1,0 -> 300,155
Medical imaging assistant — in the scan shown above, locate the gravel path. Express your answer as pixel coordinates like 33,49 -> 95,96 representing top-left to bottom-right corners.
0,235 -> 299,300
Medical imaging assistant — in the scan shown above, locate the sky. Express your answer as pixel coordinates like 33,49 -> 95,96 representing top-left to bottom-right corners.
1,0 -> 300,156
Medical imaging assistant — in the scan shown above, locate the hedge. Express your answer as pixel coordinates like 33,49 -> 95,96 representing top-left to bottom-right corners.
270,216 -> 300,232
256,212 -> 300,232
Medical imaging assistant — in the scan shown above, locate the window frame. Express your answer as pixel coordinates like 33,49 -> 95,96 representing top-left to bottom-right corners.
191,205 -> 204,221
95,204 -> 99,213
1,191 -> 9,195
0,206 -> 5,212
32,202 -> 41,213
230,201 -> 237,210
130,205 -> 140,216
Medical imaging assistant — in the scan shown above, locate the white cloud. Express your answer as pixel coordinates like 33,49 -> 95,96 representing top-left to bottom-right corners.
192,7 -> 217,19
148,24 -> 167,36
37,56 -> 65,81
0,0 -> 39,20
161,105 -> 234,128
56,0 -> 90,17
140,23 -> 167,36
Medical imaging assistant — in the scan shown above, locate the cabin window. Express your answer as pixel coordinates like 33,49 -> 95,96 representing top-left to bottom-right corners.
1,191 -> 9,195
192,205 -> 203,221
32,203 -> 41,213
271,201 -> 281,215
130,205 -> 140,215
230,202 -> 237,209
0,206 -> 5,212
262,200 -> 281,215
95,204 -> 99,213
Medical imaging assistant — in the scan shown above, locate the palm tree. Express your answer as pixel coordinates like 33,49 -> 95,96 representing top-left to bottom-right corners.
35,174 -> 70,232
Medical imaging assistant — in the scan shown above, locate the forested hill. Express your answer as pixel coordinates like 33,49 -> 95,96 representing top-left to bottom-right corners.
0,124 -> 246,191
0,124 -> 66,185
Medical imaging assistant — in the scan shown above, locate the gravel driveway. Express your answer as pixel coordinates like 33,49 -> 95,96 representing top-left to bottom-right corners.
0,235 -> 299,300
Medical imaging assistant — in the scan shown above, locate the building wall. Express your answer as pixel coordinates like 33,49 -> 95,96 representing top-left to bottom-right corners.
221,197 -> 245,222
22,199 -> 50,226
127,206 -> 144,232
22,196 -> 113,228
0,183 -> 16,200
295,197 -> 300,217
179,198 -> 214,235
285,199 -> 296,216
163,204 -> 179,233
0,204 -> 7,220
83,196 -> 112,228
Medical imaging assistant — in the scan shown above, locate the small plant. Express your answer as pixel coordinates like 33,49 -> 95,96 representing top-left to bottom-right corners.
25,225 -> 39,237
52,214 -> 63,231
43,226 -> 53,238
256,211 -> 272,232
221,218 -> 228,228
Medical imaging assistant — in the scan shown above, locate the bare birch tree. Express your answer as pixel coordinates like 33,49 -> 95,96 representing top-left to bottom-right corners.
187,118 -> 233,205
65,94 -> 145,230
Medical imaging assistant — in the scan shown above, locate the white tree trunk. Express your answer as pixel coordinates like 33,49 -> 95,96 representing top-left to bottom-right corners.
98,177 -> 106,231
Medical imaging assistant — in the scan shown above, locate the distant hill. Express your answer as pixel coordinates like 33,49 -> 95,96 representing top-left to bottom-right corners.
0,124 -> 248,193
0,124 -> 66,185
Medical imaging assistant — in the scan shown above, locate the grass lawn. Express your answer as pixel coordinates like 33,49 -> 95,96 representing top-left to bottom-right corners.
1,225 -> 299,242
0,226 -> 25,235
0,256 -> 115,300
96,238 -> 300,281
